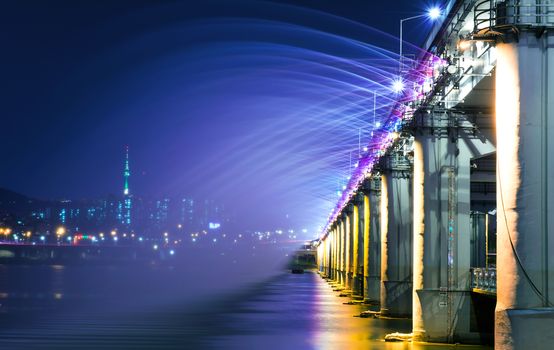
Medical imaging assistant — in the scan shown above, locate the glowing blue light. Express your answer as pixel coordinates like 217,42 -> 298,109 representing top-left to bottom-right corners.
138,237 -> 143,242
428,7 -> 441,20
169,249 -> 175,255
392,79 -> 405,93
153,244 -> 158,250
40,236 -> 45,241
208,222 -> 221,229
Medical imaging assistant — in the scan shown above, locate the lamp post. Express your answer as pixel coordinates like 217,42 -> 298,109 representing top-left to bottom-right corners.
56,226 -> 65,243
399,7 -> 442,73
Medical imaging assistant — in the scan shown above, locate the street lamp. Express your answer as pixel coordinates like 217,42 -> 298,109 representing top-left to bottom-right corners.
56,227 -> 65,243
392,78 -> 405,93
56,227 -> 65,237
399,7 -> 442,72
1,228 -> 11,242
428,7 -> 441,19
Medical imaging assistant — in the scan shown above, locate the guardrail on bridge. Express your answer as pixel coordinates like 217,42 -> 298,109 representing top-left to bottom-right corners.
471,267 -> 497,295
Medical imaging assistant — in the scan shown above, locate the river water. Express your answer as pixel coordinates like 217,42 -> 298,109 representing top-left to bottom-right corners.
0,261 -> 491,349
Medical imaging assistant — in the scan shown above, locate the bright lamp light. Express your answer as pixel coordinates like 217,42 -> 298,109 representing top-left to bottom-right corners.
428,7 -> 441,20
392,79 -> 405,93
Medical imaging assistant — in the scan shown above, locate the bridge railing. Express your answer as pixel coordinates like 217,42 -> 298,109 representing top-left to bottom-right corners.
471,267 -> 497,294
474,0 -> 554,37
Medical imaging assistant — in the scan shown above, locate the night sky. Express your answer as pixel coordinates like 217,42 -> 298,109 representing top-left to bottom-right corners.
1,0 -> 444,234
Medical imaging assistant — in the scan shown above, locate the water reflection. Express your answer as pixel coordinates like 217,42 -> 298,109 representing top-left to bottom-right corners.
0,263 -> 491,349
209,272 -> 490,350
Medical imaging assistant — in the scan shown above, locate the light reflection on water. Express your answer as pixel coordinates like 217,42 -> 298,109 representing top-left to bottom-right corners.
209,272 -> 491,350
0,264 -> 491,349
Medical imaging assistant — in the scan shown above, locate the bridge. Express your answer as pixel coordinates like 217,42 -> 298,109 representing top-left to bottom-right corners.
315,0 -> 554,349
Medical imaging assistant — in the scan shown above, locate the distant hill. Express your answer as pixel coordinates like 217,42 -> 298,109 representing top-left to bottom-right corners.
0,188 -> 44,214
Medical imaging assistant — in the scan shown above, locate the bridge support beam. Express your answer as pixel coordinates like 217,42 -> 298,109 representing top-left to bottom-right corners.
345,209 -> 353,290
380,154 -> 412,317
495,32 -> 554,350
328,227 -> 334,279
351,202 -> 363,297
323,235 -> 329,277
339,215 -> 346,288
336,223 -> 341,283
317,239 -> 323,274
363,177 -> 381,304
328,228 -> 334,278
411,111 -> 494,343
334,226 -> 339,281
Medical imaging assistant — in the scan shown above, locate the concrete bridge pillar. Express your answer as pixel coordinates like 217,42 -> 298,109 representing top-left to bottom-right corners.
317,240 -> 323,273
322,237 -> 327,276
362,177 -> 381,304
336,219 -> 342,285
329,227 -> 334,279
351,199 -> 363,297
339,216 -> 346,286
379,154 -> 413,317
326,227 -> 335,279
411,110 -> 494,343
343,211 -> 353,290
495,31 -> 554,350
322,236 -> 328,276
325,231 -> 334,278
345,206 -> 354,291
333,226 -> 338,280
333,224 -> 339,283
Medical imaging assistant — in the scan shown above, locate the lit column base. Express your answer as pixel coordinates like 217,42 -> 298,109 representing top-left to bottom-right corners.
351,275 -> 363,297
364,275 -> 380,304
496,308 -> 554,350
413,290 -> 481,343
380,280 -> 412,317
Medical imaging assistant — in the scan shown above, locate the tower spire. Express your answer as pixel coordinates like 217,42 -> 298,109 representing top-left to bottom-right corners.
123,145 -> 130,196
121,145 -> 132,227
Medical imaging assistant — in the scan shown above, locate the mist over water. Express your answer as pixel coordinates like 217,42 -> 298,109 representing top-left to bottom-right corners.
0,245 -> 291,310
0,244 -> 292,349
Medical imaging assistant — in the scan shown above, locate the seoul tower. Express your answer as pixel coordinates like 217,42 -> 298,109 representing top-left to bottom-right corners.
122,145 -> 132,226
123,145 -> 130,196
